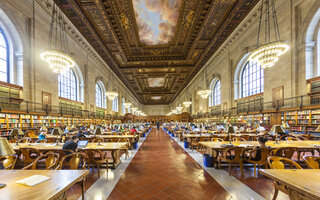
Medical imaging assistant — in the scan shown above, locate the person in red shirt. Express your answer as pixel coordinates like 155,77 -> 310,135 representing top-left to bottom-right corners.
130,126 -> 137,135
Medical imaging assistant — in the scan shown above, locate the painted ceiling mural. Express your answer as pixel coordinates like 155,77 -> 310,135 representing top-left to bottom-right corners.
132,0 -> 182,45
54,0 -> 259,104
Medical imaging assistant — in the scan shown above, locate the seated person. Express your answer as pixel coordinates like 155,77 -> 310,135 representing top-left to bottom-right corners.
62,136 -> 79,154
60,133 -> 67,143
193,126 -> 200,132
248,137 -> 269,161
76,131 -> 86,139
257,125 -> 266,133
130,126 -> 137,135
38,131 -> 47,140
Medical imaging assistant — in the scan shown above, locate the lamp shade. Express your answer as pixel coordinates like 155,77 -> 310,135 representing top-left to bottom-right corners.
9,128 -> 24,136
0,138 -> 15,156
270,125 -> 285,133
226,126 -> 235,134
316,125 -> 320,132
51,128 -> 63,135
94,127 -> 103,135
282,123 -> 290,129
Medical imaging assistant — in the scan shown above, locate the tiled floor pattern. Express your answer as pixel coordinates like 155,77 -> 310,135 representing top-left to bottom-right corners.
107,129 -> 231,200
66,132 -> 149,200
171,134 -> 292,200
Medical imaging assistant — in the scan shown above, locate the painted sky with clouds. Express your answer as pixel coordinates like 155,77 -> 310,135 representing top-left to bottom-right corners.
132,0 -> 181,45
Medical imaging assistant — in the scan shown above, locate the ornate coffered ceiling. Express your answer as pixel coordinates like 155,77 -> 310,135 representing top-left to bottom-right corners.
55,0 -> 258,104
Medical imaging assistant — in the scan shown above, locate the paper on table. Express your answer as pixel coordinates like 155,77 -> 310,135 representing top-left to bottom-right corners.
16,175 -> 50,186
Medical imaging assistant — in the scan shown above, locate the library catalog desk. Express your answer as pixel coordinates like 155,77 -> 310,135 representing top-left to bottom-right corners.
11,142 -> 128,169
259,169 -> 320,200
0,170 -> 88,200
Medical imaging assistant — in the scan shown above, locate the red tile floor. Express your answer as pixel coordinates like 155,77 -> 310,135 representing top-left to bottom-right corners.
107,129 -> 232,200
66,128 -> 298,199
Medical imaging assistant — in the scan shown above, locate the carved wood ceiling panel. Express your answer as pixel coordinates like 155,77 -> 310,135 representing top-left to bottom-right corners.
56,0 -> 258,104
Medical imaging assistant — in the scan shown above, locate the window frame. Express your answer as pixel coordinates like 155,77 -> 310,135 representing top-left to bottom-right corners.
58,68 -> 78,101
0,26 -> 9,83
240,61 -> 264,98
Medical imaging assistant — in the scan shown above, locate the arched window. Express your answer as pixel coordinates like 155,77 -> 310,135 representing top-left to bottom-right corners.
58,68 -> 77,101
95,81 -> 106,108
209,79 -> 221,107
305,8 -> 320,79
240,61 -> 264,98
0,27 -> 9,82
112,97 -> 119,112
121,98 -> 126,114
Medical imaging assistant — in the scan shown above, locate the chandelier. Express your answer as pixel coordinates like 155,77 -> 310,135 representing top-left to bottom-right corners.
40,3 -> 75,74
176,105 -> 183,112
249,0 -> 289,68
105,91 -> 118,100
123,102 -> 132,108
132,107 -> 137,112
197,89 -> 211,99
183,101 -> 192,107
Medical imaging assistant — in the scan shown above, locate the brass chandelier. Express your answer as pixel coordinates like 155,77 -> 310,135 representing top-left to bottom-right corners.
40,3 -> 75,74
249,0 -> 289,68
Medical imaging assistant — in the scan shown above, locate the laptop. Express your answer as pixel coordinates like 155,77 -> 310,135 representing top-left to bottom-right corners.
77,140 -> 89,148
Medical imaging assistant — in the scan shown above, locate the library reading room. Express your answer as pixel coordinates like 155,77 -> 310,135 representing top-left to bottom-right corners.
0,0 -> 320,199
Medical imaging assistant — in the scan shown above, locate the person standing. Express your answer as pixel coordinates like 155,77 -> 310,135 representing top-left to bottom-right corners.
156,121 -> 160,131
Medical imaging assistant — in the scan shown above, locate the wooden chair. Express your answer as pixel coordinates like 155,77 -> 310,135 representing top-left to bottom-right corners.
85,149 -> 108,178
56,153 -> 87,200
271,147 -> 296,159
232,137 -> 247,142
22,152 -> 60,170
267,156 -> 302,200
286,137 -> 298,141
20,147 -> 42,166
218,147 -> 244,176
92,137 -> 103,143
18,138 -> 31,143
303,156 -> 320,169
242,148 -> 270,177
211,138 -> 224,142
0,155 -> 18,169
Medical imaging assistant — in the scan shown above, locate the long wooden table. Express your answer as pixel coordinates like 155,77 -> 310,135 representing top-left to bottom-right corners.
199,140 -> 320,150
259,169 -> 320,200
11,142 -> 128,169
0,170 -> 88,200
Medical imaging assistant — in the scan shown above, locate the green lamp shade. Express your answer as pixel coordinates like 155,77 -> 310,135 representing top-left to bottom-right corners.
51,128 -> 63,135
270,125 -> 285,133
9,128 -> 24,136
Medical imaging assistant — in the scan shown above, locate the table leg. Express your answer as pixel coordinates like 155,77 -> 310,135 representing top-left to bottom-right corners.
111,149 -> 121,169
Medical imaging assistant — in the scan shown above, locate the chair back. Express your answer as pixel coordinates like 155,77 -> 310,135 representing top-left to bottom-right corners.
222,147 -> 244,162
57,153 -> 86,170
232,137 -> 246,142
0,155 -> 18,169
303,156 -> 320,169
272,147 -> 296,159
267,156 -> 302,169
286,137 -> 298,141
20,147 -> 41,165
85,149 -> 106,164
23,152 -> 59,170
211,138 -> 224,142
92,137 -> 103,143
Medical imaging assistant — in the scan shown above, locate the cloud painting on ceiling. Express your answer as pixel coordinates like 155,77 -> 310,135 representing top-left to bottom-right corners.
148,77 -> 165,87
132,0 -> 181,45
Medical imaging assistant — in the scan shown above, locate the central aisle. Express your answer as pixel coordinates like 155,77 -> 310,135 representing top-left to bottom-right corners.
107,128 -> 231,200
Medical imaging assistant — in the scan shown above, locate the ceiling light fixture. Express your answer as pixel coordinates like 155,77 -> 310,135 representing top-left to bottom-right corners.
123,102 -> 132,108
249,0 -> 289,68
183,101 -> 192,107
105,91 -> 118,101
40,3 -> 75,74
